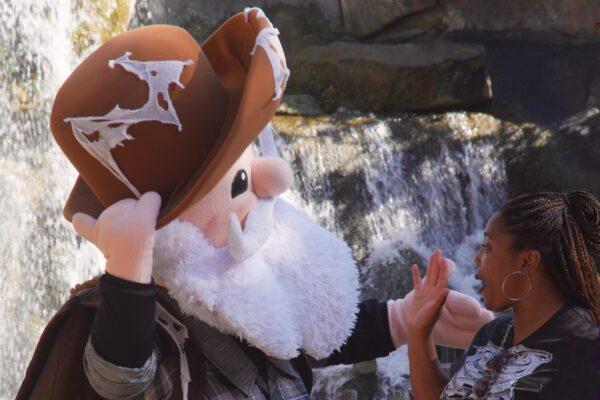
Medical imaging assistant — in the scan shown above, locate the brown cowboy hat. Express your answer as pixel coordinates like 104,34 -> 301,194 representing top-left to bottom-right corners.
51,8 -> 288,228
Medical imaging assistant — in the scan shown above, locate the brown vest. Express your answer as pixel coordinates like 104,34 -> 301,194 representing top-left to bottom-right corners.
16,281 -> 313,399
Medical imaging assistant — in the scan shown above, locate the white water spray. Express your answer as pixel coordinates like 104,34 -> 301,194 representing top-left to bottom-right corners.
0,0 -> 130,396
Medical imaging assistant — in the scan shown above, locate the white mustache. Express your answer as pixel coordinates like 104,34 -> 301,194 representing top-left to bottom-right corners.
227,199 -> 274,261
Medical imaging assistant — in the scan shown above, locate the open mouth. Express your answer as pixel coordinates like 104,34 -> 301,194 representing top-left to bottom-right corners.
475,275 -> 487,293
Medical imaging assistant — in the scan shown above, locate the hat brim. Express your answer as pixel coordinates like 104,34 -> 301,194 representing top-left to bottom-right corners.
64,176 -> 104,221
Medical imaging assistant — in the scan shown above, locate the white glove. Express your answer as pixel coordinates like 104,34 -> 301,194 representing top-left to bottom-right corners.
72,192 -> 161,284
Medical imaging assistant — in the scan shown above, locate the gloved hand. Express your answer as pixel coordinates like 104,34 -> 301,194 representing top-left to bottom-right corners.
387,259 -> 494,349
71,192 -> 161,284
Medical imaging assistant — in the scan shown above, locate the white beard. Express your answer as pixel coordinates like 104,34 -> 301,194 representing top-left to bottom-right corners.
152,198 -> 360,360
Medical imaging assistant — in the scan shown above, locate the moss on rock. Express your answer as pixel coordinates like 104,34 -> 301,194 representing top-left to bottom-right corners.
71,0 -> 135,56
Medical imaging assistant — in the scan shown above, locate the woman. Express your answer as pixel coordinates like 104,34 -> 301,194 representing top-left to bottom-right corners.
406,191 -> 600,400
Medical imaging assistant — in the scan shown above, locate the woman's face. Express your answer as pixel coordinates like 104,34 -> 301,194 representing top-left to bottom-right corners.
474,212 -> 531,311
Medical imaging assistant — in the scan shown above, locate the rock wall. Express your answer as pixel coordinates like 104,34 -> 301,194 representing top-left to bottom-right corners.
132,0 -> 599,123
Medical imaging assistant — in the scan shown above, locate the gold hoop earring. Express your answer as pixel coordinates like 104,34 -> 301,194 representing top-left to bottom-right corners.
501,270 -> 532,302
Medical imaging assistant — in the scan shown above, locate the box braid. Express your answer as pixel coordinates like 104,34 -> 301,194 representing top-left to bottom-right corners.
498,191 -> 600,323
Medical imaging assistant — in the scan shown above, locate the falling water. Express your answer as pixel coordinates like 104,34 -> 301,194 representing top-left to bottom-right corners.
276,112 -> 507,398
0,1 -> 110,397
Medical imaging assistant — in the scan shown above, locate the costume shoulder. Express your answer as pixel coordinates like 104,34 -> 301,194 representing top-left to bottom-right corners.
16,278 -> 102,400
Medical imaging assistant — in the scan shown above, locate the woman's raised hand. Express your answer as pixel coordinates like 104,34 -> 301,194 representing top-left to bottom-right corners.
407,249 -> 450,339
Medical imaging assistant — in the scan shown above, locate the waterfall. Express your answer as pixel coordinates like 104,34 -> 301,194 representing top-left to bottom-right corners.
0,1 -> 104,397
276,112 -> 507,398
277,113 -> 507,298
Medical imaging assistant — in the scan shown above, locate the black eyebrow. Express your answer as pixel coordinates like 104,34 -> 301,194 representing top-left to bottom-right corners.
484,232 -> 492,239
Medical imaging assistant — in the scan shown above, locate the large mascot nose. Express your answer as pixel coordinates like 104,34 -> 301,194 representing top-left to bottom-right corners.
251,157 -> 294,198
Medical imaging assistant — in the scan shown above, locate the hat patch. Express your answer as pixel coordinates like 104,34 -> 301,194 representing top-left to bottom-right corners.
64,52 -> 193,197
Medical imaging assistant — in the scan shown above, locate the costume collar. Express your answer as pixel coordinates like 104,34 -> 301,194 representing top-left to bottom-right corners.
186,315 -> 257,396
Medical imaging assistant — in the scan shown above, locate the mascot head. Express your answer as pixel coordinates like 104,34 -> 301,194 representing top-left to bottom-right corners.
51,8 -> 359,360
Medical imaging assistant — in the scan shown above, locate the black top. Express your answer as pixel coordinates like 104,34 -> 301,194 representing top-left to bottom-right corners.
91,272 -> 394,372
443,304 -> 600,400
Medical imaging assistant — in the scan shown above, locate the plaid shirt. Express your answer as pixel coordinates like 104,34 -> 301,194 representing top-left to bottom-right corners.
143,338 -> 309,400
142,305 -> 309,400
202,356 -> 309,400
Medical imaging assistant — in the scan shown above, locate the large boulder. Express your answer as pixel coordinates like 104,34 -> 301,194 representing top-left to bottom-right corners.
288,41 -> 491,113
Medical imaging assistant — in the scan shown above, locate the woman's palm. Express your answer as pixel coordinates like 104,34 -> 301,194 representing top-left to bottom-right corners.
407,250 -> 450,338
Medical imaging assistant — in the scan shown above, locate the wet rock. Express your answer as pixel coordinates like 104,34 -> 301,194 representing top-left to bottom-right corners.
499,107 -> 600,199
353,360 -> 377,375
277,94 -> 322,116
340,0 -> 437,37
360,248 -> 425,301
289,41 -> 491,113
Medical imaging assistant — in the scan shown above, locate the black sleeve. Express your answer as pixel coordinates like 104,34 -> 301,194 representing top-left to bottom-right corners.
90,273 -> 156,368
321,299 -> 395,366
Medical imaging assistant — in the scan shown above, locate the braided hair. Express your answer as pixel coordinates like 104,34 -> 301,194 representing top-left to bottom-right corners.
498,191 -> 600,323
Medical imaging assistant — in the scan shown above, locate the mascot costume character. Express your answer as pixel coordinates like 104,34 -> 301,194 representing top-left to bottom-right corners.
17,9 -> 492,400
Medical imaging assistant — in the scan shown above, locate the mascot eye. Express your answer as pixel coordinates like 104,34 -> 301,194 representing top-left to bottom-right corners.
231,169 -> 248,198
